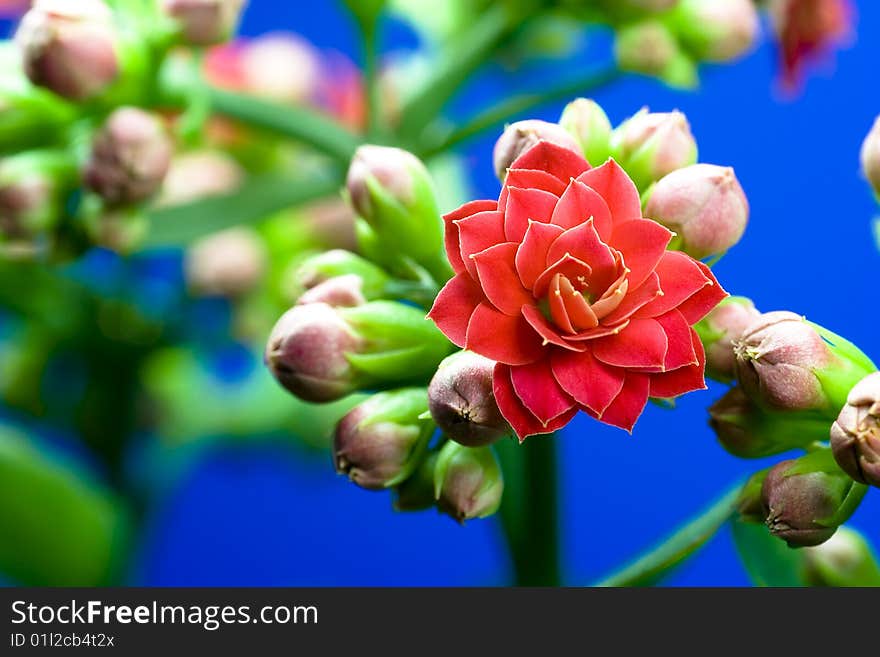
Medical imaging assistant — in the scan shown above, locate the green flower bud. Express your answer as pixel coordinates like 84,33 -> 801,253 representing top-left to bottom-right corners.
161,0 -> 247,46
761,451 -> 868,548
559,98 -> 613,167
185,227 -> 266,298
433,442 -> 503,523
737,468 -> 769,523
294,249 -> 390,302
393,453 -> 438,512
333,388 -> 432,491
0,149 -> 76,239
830,371 -> 880,489
696,296 -> 761,382
297,274 -> 366,308
346,145 -> 448,282
82,203 -> 149,254
492,119 -> 582,181
614,21 -> 698,91
802,526 -> 880,587
671,0 -> 760,63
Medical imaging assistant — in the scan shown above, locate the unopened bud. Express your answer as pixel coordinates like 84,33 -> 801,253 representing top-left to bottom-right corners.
645,163 -> 749,259
492,119 -> 581,181
433,442 -> 503,523
428,351 -> 509,447
333,388 -> 432,490
185,227 -> 266,298
161,0 -> 247,46
614,21 -> 697,91
610,108 -> 698,190
82,205 -> 149,254
16,0 -> 119,101
0,150 -> 76,239
85,107 -> 173,206
240,33 -> 320,104
737,469 -> 769,523
672,0 -> 760,62
393,453 -> 438,512
761,452 -> 867,548
802,526 -> 880,587
293,249 -> 390,301
559,98 -> 613,167
860,115 -> 880,200
158,150 -> 243,206
830,371 -> 880,488
696,296 -> 760,382
297,274 -> 365,308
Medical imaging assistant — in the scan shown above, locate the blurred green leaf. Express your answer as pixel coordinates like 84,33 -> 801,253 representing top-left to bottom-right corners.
731,518 -> 806,587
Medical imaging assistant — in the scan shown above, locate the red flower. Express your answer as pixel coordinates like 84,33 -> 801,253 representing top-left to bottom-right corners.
769,0 -> 854,89
428,142 -> 727,439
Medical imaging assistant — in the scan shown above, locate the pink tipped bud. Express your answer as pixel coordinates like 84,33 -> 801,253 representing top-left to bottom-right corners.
15,0 -> 119,101
492,119 -> 582,181
346,145 -> 426,224
614,20 -> 697,91
240,33 -> 320,103
185,227 -> 266,298
611,108 -> 698,189
674,0 -> 760,62
84,107 -> 173,206
0,176 -> 52,239
265,302 -> 364,402
297,274 -> 366,308
158,150 -> 243,206
433,442 -> 503,523
830,371 -> 880,488
161,0 -> 247,46
428,351 -> 510,447
559,98 -> 613,166
697,296 -> 760,382
646,163 -> 749,259
860,115 -> 880,200
802,526 -> 880,586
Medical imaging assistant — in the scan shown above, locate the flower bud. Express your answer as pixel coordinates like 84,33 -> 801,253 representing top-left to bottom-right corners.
802,526 -> 880,587
158,150 -> 243,206
161,0 -> 247,46
614,21 -> 697,91
645,163 -> 749,259
559,98 -> 613,167
239,33 -> 320,104
433,442 -> 503,523
860,115 -> 880,200
84,107 -> 173,206
297,274 -> 366,308
830,371 -> 880,488
393,453 -> 438,512
696,296 -> 760,382
734,312 -> 873,415
610,108 -> 698,190
333,388 -> 432,491
293,249 -> 390,301
0,150 -> 76,239
709,386 -> 831,458
185,227 -> 266,298
15,0 -> 119,101
761,452 -> 867,548
672,0 -> 760,62
346,145 -> 447,281
492,119 -> 581,181
82,204 -> 149,254
737,469 -> 769,523
428,351 -> 510,447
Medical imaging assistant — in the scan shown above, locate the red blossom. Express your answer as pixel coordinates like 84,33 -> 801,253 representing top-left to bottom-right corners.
428,142 -> 727,439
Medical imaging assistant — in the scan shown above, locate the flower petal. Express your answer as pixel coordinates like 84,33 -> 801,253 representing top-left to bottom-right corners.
503,187 -> 559,242
600,272 -> 662,324
510,359 -> 576,425
634,251 -> 715,319
521,304 -> 586,351
550,179 -> 613,238
504,168 -> 567,198
576,158 -> 643,227
532,253 -> 593,299
673,260 -> 729,324
494,363 -> 578,441
599,372 -> 650,432
515,220 -> 564,290
509,141 -> 590,184
546,219 -> 616,283
551,348 -> 625,415
443,200 -> 498,274
649,330 -> 707,398
472,242 -> 532,315
655,309 -> 698,371
609,219 -> 673,289
466,303 -> 544,365
455,210 -> 506,278
427,272 -> 485,347
592,317 -> 668,370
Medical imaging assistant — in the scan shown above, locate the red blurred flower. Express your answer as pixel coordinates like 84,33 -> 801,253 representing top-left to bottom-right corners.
769,0 -> 854,89
428,142 -> 727,439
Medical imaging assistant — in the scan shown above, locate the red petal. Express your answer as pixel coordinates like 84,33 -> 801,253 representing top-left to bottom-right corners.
466,303 -> 544,365
600,272 -> 662,324
610,219 -> 673,289
551,348 -> 625,415
649,330 -> 707,398
550,180 -> 613,239
532,253 -> 593,299
561,278 -> 599,330
472,242 -> 532,316
510,359 -> 576,425
634,251 -> 714,319
576,159 -> 643,226
515,220 -> 564,290
547,220 -> 616,283
566,320 -> 631,342
494,363 -> 577,441
592,317 -> 668,370
503,187 -> 558,242
521,304 -> 585,351
503,168 -> 567,198
455,210 -> 506,278
509,141 -> 590,184
443,200 -> 497,274
427,272 -> 485,347
599,372 -> 650,432
674,260 -> 728,324
548,275 -> 575,334
655,309 -> 698,371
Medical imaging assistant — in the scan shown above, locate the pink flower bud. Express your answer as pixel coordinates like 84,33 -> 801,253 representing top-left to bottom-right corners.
15,0 -> 119,101
860,115 -> 880,200
674,0 -> 760,62
84,107 -> 173,206
265,302 -> 365,402
240,33 -> 320,104
346,144 -> 422,221
830,372 -> 880,488
161,0 -> 247,46
185,227 -> 266,298
611,108 -> 698,189
559,98 -> 613,167
158,150 -> 243,206
646,163 -> 749,259
733,311 -> 840,412
0,174 -> 54,239
297,274 -> 366,308
492,120 -> 581,181
802,526 -> 880,586
697,296 -> 761,382
428,351 -> 510,447
433,442 -> 503,523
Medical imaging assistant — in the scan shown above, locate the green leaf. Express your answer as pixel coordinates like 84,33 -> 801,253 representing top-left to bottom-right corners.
596,482 -> 742,587
731,518 -> 806,587
143,174 -> 341,248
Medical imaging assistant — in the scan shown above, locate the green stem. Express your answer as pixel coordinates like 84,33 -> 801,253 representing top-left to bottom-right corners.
496,435 -> 561,586
418,66 -> 621,158
362,18 -> 384,140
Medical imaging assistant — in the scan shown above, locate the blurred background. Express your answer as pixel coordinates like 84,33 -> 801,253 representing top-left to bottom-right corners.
1,0 -> 878,586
